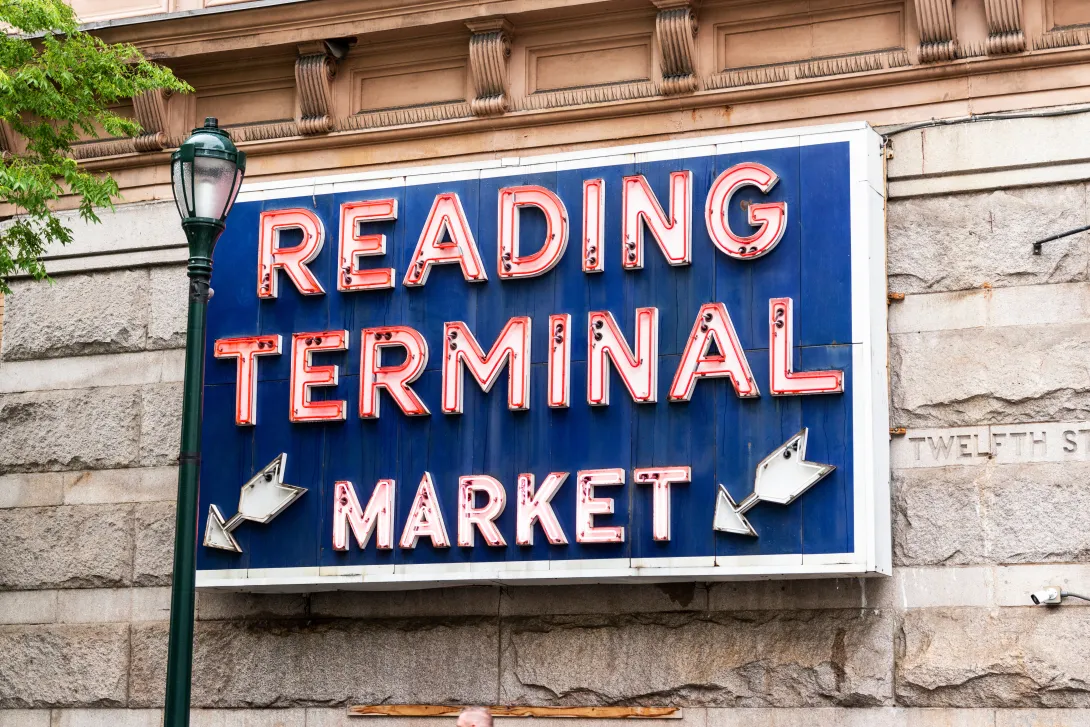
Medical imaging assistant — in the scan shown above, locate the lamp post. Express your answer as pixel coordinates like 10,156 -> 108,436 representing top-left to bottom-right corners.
165,117 -> 246,727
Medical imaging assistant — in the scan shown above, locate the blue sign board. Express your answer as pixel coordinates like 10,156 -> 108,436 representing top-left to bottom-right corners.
196,123 -> 890,590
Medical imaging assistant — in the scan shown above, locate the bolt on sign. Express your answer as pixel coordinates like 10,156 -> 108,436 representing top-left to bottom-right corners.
195,123 -> 891,590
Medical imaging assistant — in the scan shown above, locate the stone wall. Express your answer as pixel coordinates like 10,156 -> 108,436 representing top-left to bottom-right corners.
4,115 -> 1090,726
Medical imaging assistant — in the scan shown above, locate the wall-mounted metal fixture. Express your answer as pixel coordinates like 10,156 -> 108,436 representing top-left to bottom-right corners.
1032,224 -> 1090,255
1030,586 -> 1090,605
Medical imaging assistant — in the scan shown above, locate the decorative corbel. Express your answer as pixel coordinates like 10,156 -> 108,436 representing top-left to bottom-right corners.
296,40 -> 349,135
913,0 -> 958,62
132,89 -> 169,152
653,0 -> 699,95
984,0 -> 1025,54
466,18 -> 513,116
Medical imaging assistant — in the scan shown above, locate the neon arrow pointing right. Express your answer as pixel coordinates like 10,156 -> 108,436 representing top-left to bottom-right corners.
713,428 -> 834,537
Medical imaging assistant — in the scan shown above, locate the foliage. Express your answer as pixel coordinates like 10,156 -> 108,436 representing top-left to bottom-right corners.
0,0 -> 190,293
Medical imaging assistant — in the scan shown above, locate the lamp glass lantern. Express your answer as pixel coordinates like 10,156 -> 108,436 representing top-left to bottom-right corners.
171,117 -> 247,226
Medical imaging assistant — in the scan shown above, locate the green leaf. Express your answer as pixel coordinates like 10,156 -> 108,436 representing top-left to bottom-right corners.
0,0 -> 192,294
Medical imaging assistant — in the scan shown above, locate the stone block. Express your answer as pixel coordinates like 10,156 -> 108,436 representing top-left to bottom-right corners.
887,184 -> 1088,295
893,468 -> 986,566
889,282 -> 1090,335
129,617 -> 499,708
501,584 -> 703,617
147,266 -> 188,351
132,587 -> 172,622
995,708 -> 1090,726
2,270 -> 149,361
312,587 -> 498,620
891,323 -> 1090,428
981,461 -> 1090,564
0,472 -> 63,508
0,349 -> 184,395
500,611 -> 894,707
53,709 -> 161,727
64,466 -> 177,505
895,462 -> 1090,567
197,592 -> 308,621
0,387 -> 142,473
0,505 -> 133,589
0,590 -> 58,625
707,580 -> 864,612
0,623 -> 129,708
133,502 -> 175,587
0,710 -> 50,727
891,568 -> 993,609
994,565 -> 1090,608
898,608 -> 1090,707
190,709 -> 308,726
704,706 -> 992,726
56,588 -> 133,623
139,383 -> 182,467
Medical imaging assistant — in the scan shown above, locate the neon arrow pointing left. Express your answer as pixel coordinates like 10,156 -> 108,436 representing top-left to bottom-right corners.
203,453 -> 307,553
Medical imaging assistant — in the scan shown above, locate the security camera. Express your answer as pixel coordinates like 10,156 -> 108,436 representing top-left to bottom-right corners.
1030,587 -> 1063,605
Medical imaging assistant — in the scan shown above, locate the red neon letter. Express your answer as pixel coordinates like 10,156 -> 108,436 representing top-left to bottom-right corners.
769,298 -> 844,395
457,475 -> 507,547
587,308 -> 659,405
214,335 -> 281,426
360,326 -> 430,418
339,199 -> 397,291
576,468 -> 625,544
332,479 -> 396,551
442,318 -> 531,414
669,303 -> 759,400
403,193 -> 487,286
582,179 -> 605,273
634,466 -> 690,542
290,330 -> 348,422
548,313 -> 571,408
516,472 -> 568,546
622,172 -> 692,269
498,185 -> 569,279
400,472 -> 451,549
258,208 -> 326,298
706,162 -> 787,260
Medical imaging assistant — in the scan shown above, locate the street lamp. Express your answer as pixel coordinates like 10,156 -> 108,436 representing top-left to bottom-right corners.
165,117 -> 245,727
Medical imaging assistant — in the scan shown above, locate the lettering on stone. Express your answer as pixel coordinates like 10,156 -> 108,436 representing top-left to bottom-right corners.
893,423 -> 1090,469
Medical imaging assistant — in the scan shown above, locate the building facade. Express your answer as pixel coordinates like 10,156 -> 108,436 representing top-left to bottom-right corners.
3,0 -> 1090,725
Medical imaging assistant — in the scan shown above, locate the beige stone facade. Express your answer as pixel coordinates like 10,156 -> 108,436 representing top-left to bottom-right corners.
4,0 -> 1090,724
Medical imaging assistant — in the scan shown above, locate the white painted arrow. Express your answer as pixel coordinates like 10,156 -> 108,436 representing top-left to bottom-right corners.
203,453 -> 307,553
713,428 -> 834,538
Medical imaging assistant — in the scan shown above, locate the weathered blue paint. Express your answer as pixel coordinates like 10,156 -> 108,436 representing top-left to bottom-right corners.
195,129 -> 887,585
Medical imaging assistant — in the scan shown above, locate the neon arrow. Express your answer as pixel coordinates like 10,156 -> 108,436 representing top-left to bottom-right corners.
713,428 -> 834,537
203,453 -> 307,553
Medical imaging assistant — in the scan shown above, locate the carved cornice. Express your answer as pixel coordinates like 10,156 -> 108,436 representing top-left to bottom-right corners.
1035,28 -> 1090,51
706,50 -> 910,90
73,139 -> 136,159
466,18 -> 512,116
132,89 -> 170,152
75,43 -> 1090,173
985,0 -> 1025,55
340,102 -> 473,130
229,121 -> 300,143
296,40 -> 347,135
653,1 -> 698,95
914,0 -> 957,63
516,81 -> 658,111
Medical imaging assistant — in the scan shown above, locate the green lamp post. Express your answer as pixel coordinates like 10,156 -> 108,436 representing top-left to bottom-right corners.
165,117 -> 246,727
